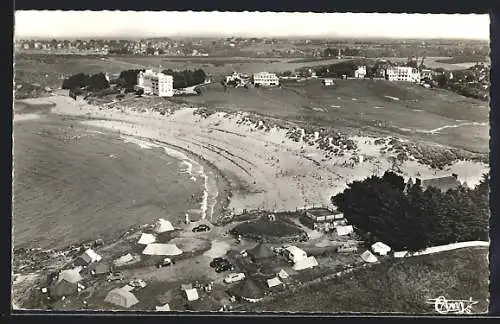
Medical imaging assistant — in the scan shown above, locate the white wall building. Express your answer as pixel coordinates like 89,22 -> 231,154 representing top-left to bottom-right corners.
386,66 -> 421,82
322,78 -> 336,87
136,70 -> 174,97
253,72 -> 279,86
354,66 -> 367,79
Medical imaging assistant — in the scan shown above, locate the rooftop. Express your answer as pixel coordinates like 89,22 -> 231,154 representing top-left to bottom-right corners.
420,175 -> 461,192
306,208 -> 341,217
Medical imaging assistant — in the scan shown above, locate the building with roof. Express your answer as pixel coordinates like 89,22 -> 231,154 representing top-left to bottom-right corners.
355,66 -> 367,79
300,207 -> 345,232
136,69 -> 174,97
253,72 -> 279,87
371,242 -> 392,256
89,262 -> 111,275
322,78 -> 336,87
417,174 -> 461,192
386,66 -> 421,82
74,248 -> 102,266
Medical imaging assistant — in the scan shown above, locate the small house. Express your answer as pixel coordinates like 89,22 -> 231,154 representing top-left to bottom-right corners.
74,248 -> 102,266
322,78 -> 336,87
266,277 -> 283,288
371,242 -> 391,256
300,207 -> 344,232
417,174 -> 461,192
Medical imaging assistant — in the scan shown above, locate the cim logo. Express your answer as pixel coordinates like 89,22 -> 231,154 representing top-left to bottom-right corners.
426,296 -> 479,314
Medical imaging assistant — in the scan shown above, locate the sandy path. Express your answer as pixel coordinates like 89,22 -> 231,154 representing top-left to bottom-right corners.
48,95 -> 489,216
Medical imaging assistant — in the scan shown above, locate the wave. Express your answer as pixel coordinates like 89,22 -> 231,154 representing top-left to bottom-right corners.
418,121 -> 488,134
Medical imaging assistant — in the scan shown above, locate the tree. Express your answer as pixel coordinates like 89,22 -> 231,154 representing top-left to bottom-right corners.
86,73 -> 110,91
119,69 -> 145,88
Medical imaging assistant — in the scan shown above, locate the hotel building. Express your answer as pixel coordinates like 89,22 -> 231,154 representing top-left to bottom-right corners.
136,70 -> 174,97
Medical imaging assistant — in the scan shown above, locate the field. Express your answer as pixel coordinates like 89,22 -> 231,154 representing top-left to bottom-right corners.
177,79 -> 489,154
244,247 -> 489,313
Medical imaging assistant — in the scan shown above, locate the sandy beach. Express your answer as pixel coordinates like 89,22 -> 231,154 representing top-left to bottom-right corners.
46,94 -> 489,217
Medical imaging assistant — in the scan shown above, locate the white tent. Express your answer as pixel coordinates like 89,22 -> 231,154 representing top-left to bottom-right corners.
336,225 -> 354,236
371,242 -> 391,256
114,253 -> 134,266
138,233 -> 156,245
393,251 -> 409,258
83,248 -> 102,263
105,288 -> 139,308
292,256 -> 318,271
266,277 -> 282,288
360,250 -> 378,263
58,268 -> 83,284
277,269 -> 289,280
121,285 -> 135,292
155,303 -> 171,311
185,288 -> 199,301
154,218 -> 174,233
142,243 -> 183,256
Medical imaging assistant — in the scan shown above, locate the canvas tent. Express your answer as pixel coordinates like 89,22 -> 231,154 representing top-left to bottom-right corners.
277,269 -> 289,280
292,256 -> 318,271
371,242 -> 391,256
74,248 -> 102,266
138,233 -> 156,245
185,288 -> 199,301
336,225 -> 354,236
104,288 -> 139,308
360,250 -> 378,263
247,243 -> 274,262
49,279 -> 78,298
236,279 -> 264,302
114,253 -> 134,266
143,243 -> 183,256
154,218 -> 174,233
266,277 -> 282,288
155,303 -> 171,311
283,246 -> 307,264
57,268 -> 83,284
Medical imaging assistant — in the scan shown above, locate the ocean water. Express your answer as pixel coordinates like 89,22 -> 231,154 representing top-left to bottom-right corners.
12,114 -> 204,250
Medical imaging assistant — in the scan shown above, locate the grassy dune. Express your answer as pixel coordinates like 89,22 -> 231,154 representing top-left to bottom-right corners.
246,247 -> 489,313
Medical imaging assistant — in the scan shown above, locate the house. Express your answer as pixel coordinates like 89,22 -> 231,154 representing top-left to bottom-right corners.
371,242 -> 391,256
300,207 -> 345,232
136,70 -> 174,97
417,174 -> 461,192
247,243 -> 275,262
354,66 -> 367,79
266,277 -> 283,288
420,69 -> 433,80
322,78 -> 336,87
253,72 -> 279,87
336,225 -> 354,236
386,66 -> 421,82
74,248 -> 102,266
104,288 -> 139,308
283,246 -> 307,264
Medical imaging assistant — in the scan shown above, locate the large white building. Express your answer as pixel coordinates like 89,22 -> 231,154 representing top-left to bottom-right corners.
354,66 -> 367,79
386,66 -> 421,82
136,70 -> 174,97
253,72 -> 279,86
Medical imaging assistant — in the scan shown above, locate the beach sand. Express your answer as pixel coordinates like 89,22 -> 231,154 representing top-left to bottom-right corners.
48,94 -> 489,217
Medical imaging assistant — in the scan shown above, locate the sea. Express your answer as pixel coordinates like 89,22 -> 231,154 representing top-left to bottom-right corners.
12,102 -> 206,250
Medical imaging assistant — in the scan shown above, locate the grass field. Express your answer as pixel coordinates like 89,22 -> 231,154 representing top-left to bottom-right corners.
176,79 -> 489,154
245,247 -> 489,313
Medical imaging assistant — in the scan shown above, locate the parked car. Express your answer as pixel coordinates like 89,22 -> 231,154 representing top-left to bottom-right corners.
156,258 -> 175,268
224,273 -> 246,284
215,262 -> 234,273
106,272 -> 124,282
192,224 -> 211,232
210,257 -> 227,268
128,279 -> 147,288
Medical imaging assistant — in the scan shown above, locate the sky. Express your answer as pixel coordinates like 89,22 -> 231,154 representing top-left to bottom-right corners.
14,11 -> 490,40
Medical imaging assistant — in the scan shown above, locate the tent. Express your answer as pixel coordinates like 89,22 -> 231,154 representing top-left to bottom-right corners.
75,248 -> 102,266
238,278 -> 264,302
57,268 -> 83,284
104,288 -> 139,308
247,243 -> 275,262
121,285 -> 135,292
181,283 -> 193,291
292,256 -> 318,271
266,277 -> 282,288
336,225 -> 354,236
114,253 -> 134,266
393,251 -> 409,258
49,279 -> 78,298
185,288 -> 199,301
138,233 -> 156,245
90,262 -> 111,275
371,242 -> 391,256
154,219 -> 174,233
360,250 -> 378,263
283,246 -> 307,264
155,303 -> 171,311
277,269 -> 289,280
142,243 -> 182,256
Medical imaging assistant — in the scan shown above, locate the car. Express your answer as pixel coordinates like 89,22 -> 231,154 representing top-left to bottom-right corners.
192,224 -> 211,232
128,279 -> 147,288
215,262 -> 234,273
209,257 -> 226,268
224,273 -> 246,284
156,258 -> 175,268
106,272 -> 124,282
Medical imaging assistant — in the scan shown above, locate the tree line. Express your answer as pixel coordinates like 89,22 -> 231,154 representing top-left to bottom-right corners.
161,68 -> 206,89
62,72 -> 110,92
331,171 -> 489,252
